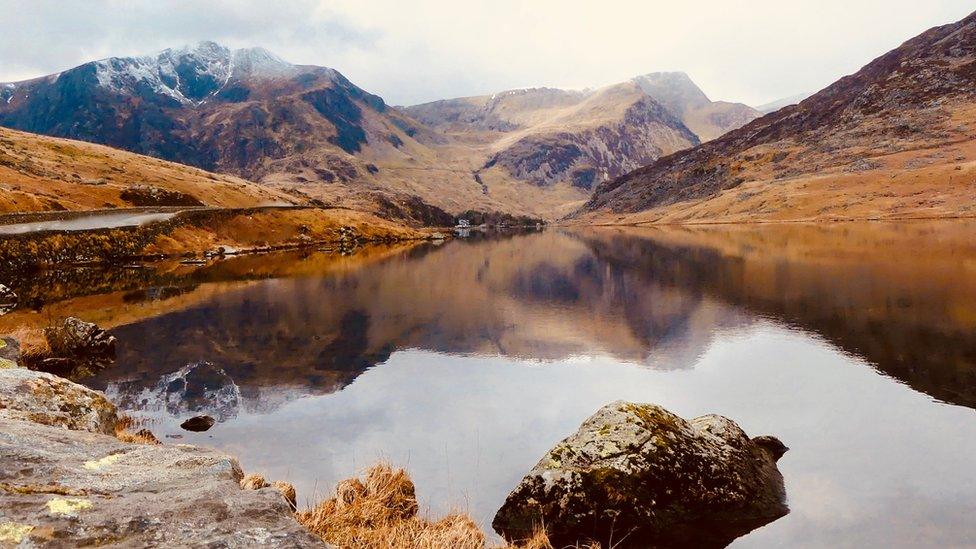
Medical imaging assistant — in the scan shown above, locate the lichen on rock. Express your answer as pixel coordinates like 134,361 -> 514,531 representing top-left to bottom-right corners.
493,400 -> 789,548
0,367 -> 118,434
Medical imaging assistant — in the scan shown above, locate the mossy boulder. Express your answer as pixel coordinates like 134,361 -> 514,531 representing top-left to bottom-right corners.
493,401 -> 789,548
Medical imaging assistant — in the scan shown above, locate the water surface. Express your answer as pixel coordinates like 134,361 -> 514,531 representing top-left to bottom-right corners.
7,222 -> 976,547
0,211 -> 178,234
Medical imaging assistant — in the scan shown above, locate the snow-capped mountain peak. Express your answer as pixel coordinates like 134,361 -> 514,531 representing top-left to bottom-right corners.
89,41 -> 295,105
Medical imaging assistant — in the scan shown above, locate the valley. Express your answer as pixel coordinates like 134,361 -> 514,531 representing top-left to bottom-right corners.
0,44 -> 760,222
3,6 -> 976,549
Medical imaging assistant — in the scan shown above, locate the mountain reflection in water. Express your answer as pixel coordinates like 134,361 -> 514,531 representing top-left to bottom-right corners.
7,222 -> 976,547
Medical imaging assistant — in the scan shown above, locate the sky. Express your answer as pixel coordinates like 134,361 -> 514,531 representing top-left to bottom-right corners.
1,0 -> 973,107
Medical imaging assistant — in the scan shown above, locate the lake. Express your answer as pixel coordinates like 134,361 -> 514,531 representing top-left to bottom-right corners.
4,221 -> 976,547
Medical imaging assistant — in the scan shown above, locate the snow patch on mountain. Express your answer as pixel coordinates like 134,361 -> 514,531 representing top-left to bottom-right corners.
89,41 -> 295,106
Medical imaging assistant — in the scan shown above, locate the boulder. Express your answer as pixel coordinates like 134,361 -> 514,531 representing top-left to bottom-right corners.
0,367 -> 118,435
39,317 -> 117,377
0,283 -> 16,315
493,401 -> 789,548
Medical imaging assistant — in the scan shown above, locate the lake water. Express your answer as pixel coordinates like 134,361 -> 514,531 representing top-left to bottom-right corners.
0,211 -> 179,234
6,222 -> 976,547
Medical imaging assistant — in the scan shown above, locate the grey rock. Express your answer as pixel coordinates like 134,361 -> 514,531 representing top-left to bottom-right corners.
0,368 -> 327,547
0,367 -> 118,435
0,418 -> 326,548
493,401 -> 789,548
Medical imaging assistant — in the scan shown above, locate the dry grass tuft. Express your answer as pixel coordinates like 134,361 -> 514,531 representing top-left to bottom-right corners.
114,415 -> 160,445
272,480 -> 298,511
296,462 -> 484,548
5,326 -> 50,359
240,473 -> 269,490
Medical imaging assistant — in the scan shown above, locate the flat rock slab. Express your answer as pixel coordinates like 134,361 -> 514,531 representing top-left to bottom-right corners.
0,417 -> 326,547
0,368 -> 326,547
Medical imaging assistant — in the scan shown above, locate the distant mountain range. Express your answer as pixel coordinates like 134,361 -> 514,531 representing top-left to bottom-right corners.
754,92 -> 813,114
578,11 -> 976,223
402,73 -> 759,217
0,45 -> 758,220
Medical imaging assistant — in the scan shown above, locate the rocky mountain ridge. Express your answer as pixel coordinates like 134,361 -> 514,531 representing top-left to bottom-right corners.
578,10 -> 976,222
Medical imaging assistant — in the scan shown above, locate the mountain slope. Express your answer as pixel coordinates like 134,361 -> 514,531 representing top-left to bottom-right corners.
403,72 -> 758,216
631,72 -> 762,141
0,42 -> 503,218
402,82 -> 703,217
0,126 -> 293,213
578,11 -> 976,223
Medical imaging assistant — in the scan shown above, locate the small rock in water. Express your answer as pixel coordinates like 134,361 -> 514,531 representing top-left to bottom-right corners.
0,284 -> 16,315
493,400 -> 789,548
181,415 -> 216,432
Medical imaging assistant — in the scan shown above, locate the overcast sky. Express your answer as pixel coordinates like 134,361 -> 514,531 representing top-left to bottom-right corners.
2,0 -> 973,106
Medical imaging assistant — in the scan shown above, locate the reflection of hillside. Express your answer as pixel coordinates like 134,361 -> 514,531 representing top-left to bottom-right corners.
577,222 -> 976,408
81,231 -> 744,417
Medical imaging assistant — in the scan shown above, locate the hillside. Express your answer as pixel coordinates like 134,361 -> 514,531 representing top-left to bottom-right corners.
0,42 -> 512,218
577,11 -> 976,224
401,82 -> 700,219
403,73 -> 759,218
0,126 -> 294,213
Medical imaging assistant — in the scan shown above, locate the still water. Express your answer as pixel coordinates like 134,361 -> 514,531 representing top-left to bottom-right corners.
5,222 -> 976,547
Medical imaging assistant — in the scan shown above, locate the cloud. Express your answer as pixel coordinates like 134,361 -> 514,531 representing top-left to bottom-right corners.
1,0 -> 973,106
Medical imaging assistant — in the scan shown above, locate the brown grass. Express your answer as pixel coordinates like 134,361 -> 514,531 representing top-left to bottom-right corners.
295,463 -> 596,549
114,415 -> 160,445
5,325 -> 49,358
296,463 -> 485,548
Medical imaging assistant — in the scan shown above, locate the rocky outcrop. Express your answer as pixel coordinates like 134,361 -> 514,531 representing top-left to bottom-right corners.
119,185 -> 204,207
37,317 -> 117,377
482,86 -> 699,189
0,367 -> 118,435
493,401 -> 789,548
0,368 -> 324,547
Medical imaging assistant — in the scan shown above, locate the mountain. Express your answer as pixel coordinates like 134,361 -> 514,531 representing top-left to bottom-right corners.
631,72 -> 762,141
755,92 -> 813,114
402,73 -> 759,217
578,11 -> 976,223
0,43 -> 761,222
0,42 -> 503,218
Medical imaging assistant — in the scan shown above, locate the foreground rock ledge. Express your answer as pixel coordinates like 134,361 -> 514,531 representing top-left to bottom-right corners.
492,401 -> 789,548
0,368 -> 325,548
